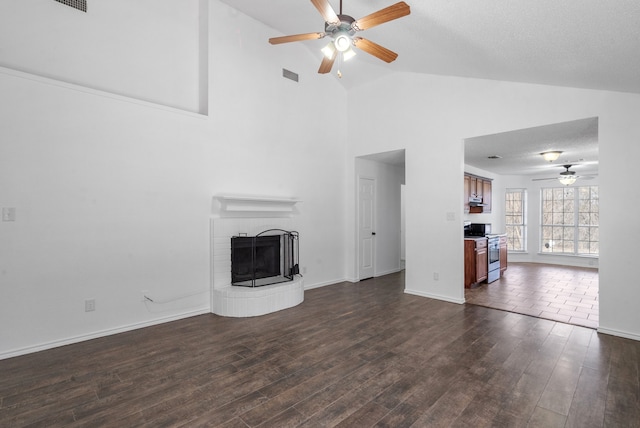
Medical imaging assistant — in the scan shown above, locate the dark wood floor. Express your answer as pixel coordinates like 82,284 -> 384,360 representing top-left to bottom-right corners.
466,262 -> 599,329
1,271 -> 638,427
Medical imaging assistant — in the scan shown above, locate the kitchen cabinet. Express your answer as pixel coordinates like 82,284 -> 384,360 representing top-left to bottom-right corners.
464,175 -> 471,213
482,179 -> 492,213
464,238 -> 488,288
464,173 -> 492,214
499,235 -> 508,275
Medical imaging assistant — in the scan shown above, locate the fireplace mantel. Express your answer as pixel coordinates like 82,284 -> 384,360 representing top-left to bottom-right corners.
214,195 -> 301,218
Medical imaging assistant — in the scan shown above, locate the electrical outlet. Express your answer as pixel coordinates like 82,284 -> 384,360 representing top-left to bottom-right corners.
2,207 -> 16,222
433,272 -> 439,280
85,299 -> 95,312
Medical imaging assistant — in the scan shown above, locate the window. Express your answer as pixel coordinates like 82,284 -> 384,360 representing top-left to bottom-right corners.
505,189 -> 526,251
540,186 -> 599,255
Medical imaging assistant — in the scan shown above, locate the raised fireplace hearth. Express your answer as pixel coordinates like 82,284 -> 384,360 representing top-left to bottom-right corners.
211,195 -> 304,317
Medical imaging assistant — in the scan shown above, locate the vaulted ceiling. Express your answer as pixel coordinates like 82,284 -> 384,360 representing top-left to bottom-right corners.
221,0 -> 640,93
219,1 -> 638,176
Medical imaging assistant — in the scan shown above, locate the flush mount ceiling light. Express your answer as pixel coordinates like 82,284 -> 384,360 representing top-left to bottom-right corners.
540,151 -> 563,162
269,0 -> 411,75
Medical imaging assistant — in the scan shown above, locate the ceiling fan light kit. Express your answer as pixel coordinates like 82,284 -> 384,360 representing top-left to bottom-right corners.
532,164 -> 596,186
558,175 -> 578,185
269,0 -> 411,75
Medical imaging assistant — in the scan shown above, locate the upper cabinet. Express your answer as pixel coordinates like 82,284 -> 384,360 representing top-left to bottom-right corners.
464,173 -> 492,214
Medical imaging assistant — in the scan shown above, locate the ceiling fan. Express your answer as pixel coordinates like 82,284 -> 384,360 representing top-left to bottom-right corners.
532,164 -> 597,185
268,0 -> 411,75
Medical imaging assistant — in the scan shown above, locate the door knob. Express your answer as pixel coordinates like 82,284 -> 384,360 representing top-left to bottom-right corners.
372,232 -> 376,236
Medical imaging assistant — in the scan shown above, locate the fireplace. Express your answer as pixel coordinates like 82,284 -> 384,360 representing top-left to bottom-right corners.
231,230 -> 299,287
211,196 -> 304,317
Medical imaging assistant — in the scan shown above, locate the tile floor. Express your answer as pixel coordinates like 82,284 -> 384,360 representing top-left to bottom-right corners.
465,262 -> 599,329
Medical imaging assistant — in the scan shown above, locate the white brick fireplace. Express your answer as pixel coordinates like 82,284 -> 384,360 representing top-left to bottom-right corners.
210,195 -> 304,317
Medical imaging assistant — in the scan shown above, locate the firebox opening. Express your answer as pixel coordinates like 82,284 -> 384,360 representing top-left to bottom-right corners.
231,230 -> 299,287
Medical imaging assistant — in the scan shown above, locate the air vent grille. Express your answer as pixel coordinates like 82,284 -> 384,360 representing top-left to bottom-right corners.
282,69 -> 299,83
54,0 -> 87,12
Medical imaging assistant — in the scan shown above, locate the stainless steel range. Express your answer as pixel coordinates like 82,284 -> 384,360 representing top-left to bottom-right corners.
486,235 -> 501,283
465,223 -> 501,284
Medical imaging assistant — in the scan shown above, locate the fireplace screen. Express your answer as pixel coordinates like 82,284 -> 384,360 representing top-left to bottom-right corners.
231,230 -> 299,287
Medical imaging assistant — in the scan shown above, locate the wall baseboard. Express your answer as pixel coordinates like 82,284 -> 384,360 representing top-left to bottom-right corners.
404,288 -> 465,305
597,326 -> 640,342
375,267 -> 405,277
0,307 -> 210,361
304,277 -> 349,290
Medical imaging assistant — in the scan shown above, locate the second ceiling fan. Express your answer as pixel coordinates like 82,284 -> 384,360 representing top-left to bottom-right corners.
269,0 -> 411,74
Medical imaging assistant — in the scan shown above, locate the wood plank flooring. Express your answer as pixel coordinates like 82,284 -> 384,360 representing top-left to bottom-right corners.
465,262 -> 599,328
1,271 -> 638,427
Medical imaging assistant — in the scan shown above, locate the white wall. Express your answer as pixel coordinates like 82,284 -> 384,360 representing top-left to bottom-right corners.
0,0 -> 349,358
347,73 -> 640,340
0,0 -> 205,112
2,1 -> 639,358
355,158 -> 404,278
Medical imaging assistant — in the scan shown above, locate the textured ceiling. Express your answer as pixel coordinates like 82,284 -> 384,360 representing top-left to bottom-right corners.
464,117 -> 598,177
219,1 -> 622,175
220,0 -> 640,93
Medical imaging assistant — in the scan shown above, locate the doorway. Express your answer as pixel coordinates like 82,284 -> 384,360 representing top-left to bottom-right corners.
355,150 -> 406,281
463,117 -> 599,327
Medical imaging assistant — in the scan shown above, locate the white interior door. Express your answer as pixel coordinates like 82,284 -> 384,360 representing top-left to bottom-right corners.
359,177 -> 375,280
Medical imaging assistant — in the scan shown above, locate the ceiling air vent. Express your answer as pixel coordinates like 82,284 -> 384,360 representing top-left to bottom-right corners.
282,69 -> 299,83
54,0 -> 87,12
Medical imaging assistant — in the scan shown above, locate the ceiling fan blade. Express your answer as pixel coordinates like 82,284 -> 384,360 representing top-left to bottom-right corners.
353,1 -> 411,31
318,54 -> 336,74
269,32 -> 325,45
310,0 -> 340,24
531,177 -> 559,181
353,37 -> 398,63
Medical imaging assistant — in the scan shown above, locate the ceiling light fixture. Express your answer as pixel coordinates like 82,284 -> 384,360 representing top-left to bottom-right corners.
321,42 -> 337,59
334,33 -> 352,52
540,151 -> 563,162
342,46 -> 357,61
558,175 -> 577,186
268,1 -> 411,75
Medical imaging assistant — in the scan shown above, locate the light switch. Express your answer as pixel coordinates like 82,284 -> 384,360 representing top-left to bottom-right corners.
2,207 -> 16,222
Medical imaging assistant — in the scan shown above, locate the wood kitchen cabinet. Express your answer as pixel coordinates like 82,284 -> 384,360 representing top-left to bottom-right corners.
499,235 -> 508,275
482,179 -> 492,213
464,238 -> 488,288
464,173 -> 492,214
464,175 -> 470,213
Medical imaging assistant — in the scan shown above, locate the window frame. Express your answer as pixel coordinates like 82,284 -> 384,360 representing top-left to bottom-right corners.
539,185 -> 599,256
505,188 -> 527,252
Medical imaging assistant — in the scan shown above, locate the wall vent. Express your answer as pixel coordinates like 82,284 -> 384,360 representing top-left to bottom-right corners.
282,69 -> 299,83
54,0 -> 87,12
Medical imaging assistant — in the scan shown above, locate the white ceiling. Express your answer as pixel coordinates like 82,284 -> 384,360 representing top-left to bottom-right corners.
219,0 -> 627,175
220,0 -> 640,93
464,117 -> 598,177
